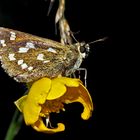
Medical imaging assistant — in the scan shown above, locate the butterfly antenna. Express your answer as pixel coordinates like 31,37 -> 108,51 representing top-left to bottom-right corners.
88,37 -> 108,45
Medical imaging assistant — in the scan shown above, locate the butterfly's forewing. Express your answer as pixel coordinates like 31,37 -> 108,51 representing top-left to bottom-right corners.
0,27 -> 78,83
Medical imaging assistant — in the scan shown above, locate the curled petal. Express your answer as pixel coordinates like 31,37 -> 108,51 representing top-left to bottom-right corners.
74,84 -> 93,120
32,118 -> 65,133
60,83 -> 93,120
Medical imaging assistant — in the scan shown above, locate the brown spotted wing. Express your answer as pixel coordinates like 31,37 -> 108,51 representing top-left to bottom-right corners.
0,27 -> 87,83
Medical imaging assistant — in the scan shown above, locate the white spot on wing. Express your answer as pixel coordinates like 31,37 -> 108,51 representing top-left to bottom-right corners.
0,40 -> 5,44
47,47 -> 57,53
10,36 -> 16,40
43,60 -> 50,63
0,40 -> 6,47
10,31 -> 16,40
26,42 -> 35,48
17,59 -> 24,65
10,31 -> 16,35
37,53 -> 44,61
18,47 -> 29,53
28,66 -> 33,71
21,63 -> 28,69
8,53 -> 16,61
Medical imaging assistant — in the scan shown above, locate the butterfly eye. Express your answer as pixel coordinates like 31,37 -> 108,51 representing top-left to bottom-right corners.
80,45 -> 86,53
79,43 -> 90,58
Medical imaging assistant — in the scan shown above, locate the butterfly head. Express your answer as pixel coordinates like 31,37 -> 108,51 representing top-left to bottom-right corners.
74,42 -> 90,59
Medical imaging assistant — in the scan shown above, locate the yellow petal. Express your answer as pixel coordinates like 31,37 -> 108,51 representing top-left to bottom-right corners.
46,80 -> 66,100
27,77 -> 52,104
46,77 -> 81,100
32,118 -> 65,133
14,95 -> 27,112
23,78 -> 52,125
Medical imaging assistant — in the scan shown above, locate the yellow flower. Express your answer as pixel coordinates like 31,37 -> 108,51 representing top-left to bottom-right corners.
15,77 -> 93,133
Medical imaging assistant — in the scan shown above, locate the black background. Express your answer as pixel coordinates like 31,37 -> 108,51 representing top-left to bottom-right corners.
0,0 -> 127,140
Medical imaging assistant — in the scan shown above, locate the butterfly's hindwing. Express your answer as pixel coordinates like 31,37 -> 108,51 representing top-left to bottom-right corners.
0,27 -> 79,83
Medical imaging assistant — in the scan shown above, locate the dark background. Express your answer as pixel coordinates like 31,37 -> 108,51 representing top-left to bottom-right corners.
0,0 -> 126,140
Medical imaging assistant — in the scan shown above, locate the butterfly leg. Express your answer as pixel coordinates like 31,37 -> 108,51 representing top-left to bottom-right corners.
76,68 -> 87,87
71,72 -> 76,78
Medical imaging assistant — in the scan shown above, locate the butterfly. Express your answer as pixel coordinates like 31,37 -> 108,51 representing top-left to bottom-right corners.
0,27 -> 90,83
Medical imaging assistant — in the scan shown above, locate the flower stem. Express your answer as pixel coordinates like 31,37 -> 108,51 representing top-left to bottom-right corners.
5,88 -> 29,140
4,108 -> 23,140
